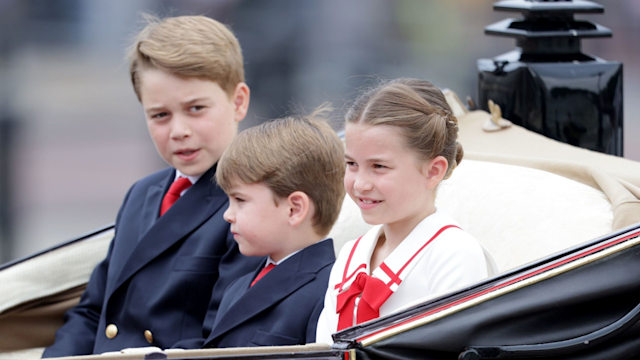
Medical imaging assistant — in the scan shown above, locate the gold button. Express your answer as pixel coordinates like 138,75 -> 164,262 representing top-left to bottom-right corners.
144,330 -> 153,344
105,324 -> 118,339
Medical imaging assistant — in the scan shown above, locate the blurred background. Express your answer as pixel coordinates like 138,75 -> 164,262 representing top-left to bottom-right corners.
1,0 -> 639,263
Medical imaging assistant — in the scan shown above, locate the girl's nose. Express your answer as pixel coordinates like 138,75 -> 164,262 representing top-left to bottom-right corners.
352,174 -> 373,192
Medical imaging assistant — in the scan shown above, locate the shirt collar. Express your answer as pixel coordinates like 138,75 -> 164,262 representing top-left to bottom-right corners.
266,249 -> 301,267
174,169 -> 202,186
265,238 -> 330,267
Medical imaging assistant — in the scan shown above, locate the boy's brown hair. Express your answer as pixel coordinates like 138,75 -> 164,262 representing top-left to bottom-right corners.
128,15 -> 245,101
216,107 -> 345,237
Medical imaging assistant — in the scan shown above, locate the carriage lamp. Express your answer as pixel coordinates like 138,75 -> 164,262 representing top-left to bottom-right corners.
477,0 -> 623,156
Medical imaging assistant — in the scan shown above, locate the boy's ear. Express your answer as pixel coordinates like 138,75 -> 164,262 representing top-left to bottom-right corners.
232,82 -> 250,122
286,191 -> 311,227
422,156 -> 448,189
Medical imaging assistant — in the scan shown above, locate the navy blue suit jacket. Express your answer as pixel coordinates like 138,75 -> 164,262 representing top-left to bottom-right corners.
42,166 -> 261,357
203,239 -> 335,348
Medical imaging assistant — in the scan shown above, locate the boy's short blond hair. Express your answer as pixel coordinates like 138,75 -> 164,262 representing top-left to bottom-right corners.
129,15 -> 244,101
216,107 -> 345,237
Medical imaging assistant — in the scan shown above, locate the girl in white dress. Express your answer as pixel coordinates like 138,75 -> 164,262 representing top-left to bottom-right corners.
316,78 -> 488,343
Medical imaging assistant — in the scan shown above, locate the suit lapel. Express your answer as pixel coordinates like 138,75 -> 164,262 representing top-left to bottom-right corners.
206,240 -> 334,343
208,260 -> 314,342
110,166 -> 226,295
140,178 -> 168,236
104,172 -> 170,297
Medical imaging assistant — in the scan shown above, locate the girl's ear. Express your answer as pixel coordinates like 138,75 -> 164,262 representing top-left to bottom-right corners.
422,156 -> 448,189
232,82 -> 250,122
287,191 -> 311,227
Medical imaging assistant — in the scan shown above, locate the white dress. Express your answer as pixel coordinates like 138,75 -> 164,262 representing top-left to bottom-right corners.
316,210 -> 488,344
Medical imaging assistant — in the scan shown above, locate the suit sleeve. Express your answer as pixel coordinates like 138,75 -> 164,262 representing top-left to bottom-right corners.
42,187 -> 133,357
315,279 -> 338,345
315,239 -> 354,344
305,294 -> 326,343
41,245 -> 111,357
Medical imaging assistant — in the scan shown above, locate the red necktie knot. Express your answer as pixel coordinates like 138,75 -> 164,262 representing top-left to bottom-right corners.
251,263 -> 276,287
336,272 -> 393,330
160,177 -> 192,216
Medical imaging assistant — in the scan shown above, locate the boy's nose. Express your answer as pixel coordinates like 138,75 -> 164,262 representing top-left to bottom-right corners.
223,207 -> 234,223
170,116 -> 192,139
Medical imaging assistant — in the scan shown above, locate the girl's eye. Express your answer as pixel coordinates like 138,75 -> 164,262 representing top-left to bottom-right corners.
346,161 -> 357,167
189,105 -> 205,112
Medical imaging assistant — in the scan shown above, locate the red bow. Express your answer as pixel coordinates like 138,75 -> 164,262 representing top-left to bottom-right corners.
336,272 -> 393,330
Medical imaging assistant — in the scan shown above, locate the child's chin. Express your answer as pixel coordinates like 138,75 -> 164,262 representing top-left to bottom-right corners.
238,246 -> 263,258
173,163 -> 207,177
361,215 -> 382,225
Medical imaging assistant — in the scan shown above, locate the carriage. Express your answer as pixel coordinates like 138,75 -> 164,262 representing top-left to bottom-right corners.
1,91 -> 639,359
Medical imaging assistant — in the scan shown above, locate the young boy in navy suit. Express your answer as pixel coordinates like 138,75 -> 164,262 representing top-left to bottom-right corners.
201,108 -> 345,347
43,15 -> 261,357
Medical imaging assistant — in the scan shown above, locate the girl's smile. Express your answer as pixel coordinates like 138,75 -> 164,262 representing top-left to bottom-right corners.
344,123 -> 437,242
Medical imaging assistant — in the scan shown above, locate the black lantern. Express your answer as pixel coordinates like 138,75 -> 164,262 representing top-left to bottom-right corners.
477,0 -> 623,156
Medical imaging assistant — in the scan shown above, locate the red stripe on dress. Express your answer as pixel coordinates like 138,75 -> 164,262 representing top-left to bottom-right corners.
336,225 -> 459,330
335,236 -> 365,291
396,225 -> 460,277
379,262 -> 402,287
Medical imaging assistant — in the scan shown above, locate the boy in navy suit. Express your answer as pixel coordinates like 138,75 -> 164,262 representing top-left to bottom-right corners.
43,15 -> 261,357
201,107 -> 345,347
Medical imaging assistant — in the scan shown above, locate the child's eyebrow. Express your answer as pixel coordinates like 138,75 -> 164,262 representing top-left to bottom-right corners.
368,157 -> 390,164
226,189 -> 243,197
181,97 -> 211,106
144,105 -> 166,113
345,153 -> 389,164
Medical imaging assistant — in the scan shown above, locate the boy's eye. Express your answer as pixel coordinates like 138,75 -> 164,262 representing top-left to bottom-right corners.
373,163 -> 387,169
150,111 -> 169,120
189,105 -> 206,112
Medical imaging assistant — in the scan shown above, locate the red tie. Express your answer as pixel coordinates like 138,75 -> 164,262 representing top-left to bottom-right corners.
160,177 -> 192,216
336,272 -> 393,330
251,263 -> 276,287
